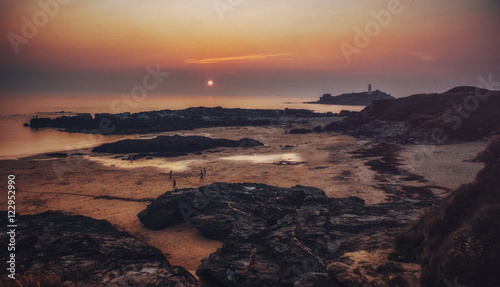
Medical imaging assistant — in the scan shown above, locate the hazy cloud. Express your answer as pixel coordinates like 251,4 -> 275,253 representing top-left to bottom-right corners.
185,54 -> 296,64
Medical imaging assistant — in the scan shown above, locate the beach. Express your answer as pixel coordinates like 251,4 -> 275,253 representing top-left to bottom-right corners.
0,122 -> 486,277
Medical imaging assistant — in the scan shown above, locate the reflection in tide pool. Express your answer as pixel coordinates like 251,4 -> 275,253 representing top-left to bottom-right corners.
221,153 -> 301,163
86,153 -> 301,173
86,156 -> 204,172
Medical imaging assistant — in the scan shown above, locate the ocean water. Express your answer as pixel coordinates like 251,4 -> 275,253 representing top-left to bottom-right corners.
0,94 -> 364,159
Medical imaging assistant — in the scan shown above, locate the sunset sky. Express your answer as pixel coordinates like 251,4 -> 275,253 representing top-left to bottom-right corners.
1,0 -> 499,98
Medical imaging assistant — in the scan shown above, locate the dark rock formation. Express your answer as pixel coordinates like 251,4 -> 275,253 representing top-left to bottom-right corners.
92,135 -> 263,157
0,211 -> 197,286
474,134 -> 500,163
323,87 -> 500,143
138,182 -> 439,286
312,125 -> 323,132
350,142 -> 427,182
288,126 -> 323,134
44,152 -> 69,158
306,90 -> 394,106
323,116 -> 409,143
338,110 -> 358,117
29,107 -> 336,135
392,136 -> 500,286
288,128 -> 312,134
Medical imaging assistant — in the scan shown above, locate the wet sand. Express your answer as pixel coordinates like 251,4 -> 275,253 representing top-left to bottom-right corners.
399,142 -> 486,188
0,122 -> 487,274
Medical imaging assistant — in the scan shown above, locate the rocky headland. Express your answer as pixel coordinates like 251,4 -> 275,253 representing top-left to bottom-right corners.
392,135 -> 500,286
0,211 -> 197,287
91,135 -> 263,157
323,87 -> 500,144
306,89 -> 394,106
28,107 -> 335,135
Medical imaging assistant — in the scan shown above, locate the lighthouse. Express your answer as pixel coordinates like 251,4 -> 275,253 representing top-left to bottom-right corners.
368,84 -> 372,95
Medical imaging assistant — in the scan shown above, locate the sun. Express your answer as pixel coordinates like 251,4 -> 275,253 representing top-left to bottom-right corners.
207,80 -> 214,86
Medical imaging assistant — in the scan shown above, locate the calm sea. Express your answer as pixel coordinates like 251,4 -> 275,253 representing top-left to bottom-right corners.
0,94 -> 364,159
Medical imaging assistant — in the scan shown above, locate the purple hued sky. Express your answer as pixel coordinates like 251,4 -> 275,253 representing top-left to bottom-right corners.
1,0 -> 499,98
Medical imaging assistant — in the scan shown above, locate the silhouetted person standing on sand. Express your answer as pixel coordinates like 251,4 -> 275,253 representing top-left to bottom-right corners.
248,245 -> 257,271
169,170 -> 172,180
173,179 -> 176,189
199,169 -> 204,183
203,167 -> 207,178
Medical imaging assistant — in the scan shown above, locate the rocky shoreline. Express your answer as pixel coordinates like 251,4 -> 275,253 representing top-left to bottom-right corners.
5,87 -> 497,286
322,87 -> 500,144
27,107 -> 336,135
0,136 -> 490,286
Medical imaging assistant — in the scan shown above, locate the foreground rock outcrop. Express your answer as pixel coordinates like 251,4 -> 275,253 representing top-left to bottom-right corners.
138,182 -> 439,286
323,86 -> 500,143
92,135 -> 263,157
393,135 -> 500,286
0,211 -> 197,287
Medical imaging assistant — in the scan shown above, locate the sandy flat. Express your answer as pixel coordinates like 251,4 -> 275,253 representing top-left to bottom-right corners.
399,141 -> 485,189
0,122 -> 488,274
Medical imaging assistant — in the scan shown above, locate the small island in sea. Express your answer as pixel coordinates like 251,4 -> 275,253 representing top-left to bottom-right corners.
306,84 -> 395,106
